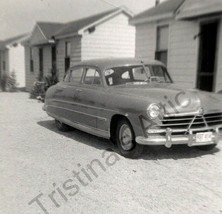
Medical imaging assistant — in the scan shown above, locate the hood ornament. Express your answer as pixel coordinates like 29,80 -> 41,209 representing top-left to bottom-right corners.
197,107 -> 204,116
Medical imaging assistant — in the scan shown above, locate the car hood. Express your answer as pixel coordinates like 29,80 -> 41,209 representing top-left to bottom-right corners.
110,83 -> 222,114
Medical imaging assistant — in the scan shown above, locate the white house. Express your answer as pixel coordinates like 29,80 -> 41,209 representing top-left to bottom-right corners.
130,0 -> 222,92
24,8 -> 135,91
0,34 -> 30,88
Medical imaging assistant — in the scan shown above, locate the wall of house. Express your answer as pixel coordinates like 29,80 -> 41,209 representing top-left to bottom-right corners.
135,22 -> 156,61
8,44 -> 25,88
216,18 -> 222,92
24,45 -> 53,91
81,13 -> 135,60
134,19 -> 199,89
56,36 -> 81,80
43,46 -> 52,75
168,20 -> 199,89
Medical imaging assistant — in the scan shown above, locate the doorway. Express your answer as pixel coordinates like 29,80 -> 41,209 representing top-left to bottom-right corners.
197,21 -> 218,92
51,46 -> 56,69
39,48 -> 44,81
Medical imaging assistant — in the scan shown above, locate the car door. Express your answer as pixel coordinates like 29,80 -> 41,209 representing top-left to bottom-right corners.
73,66 -> 108,131
59,66 -> 85,125
50,71 -> 72,120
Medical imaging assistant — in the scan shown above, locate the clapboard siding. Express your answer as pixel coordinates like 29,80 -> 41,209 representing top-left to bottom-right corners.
56,36 -> 81,80
216,18 -> 222,92
168,20 -> 199,88
135,23 -> 156,61
43,46 -> 52,75
82,13 -> 135,60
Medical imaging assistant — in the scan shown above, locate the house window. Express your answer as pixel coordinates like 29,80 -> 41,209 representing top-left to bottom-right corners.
65,42 -> 71,73
39,48 -> 44,81
30,48 -> 34,72
65,42 -> 71,57
155,25 -> 169,66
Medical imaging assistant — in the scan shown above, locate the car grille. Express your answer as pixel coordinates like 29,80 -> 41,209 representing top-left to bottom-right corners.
159,112 -> 222,131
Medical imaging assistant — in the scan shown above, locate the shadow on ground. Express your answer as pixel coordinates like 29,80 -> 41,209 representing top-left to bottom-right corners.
38,119 -> 220,161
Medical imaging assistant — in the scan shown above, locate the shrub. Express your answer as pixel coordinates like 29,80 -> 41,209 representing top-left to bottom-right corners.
0,72 -> 17,92
8,72 -> 17,92
30,81 -> 46,99
29,66 -> 59,101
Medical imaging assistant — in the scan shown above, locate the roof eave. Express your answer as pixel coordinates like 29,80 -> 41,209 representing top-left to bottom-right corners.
130,12 -> 174,25
78,9 -> 123,35
176,8 -> 222,20
30,39 -> 56,46
55,8 -> 132,39
54,32 -> 80,40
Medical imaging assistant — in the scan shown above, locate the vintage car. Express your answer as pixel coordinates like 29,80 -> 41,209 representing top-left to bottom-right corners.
44,58 -> 222,158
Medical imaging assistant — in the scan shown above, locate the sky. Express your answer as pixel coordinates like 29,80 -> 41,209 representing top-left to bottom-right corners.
0,0 -> 164,40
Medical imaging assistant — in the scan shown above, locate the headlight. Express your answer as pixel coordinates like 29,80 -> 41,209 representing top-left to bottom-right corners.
147,103 -> 161,120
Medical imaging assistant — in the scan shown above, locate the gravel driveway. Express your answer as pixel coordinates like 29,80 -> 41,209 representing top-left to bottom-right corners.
0,92 -> 222,214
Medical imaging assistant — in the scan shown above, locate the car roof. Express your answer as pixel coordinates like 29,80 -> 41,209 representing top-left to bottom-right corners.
70,58 -> 164,70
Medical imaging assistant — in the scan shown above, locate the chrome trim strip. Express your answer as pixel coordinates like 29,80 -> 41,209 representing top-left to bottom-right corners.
47,104 -> 108,121
150,125 -> 222,134
52,99 -> 118,114
47,111 -> 110,138
164,110 -> 222,117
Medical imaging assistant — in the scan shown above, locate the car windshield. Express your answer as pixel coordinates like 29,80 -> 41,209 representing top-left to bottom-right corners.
104,65 -> 172,86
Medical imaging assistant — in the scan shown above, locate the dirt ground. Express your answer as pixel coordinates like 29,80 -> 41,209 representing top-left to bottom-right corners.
0,92 -> 222,214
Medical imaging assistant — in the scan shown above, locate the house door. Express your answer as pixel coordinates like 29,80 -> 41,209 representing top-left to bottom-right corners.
39,48 -> 44,81
197,21 -> 218,92
51,46 -> 56,69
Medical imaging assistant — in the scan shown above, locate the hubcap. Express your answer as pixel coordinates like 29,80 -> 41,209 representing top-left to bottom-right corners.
119,124 -> 134,151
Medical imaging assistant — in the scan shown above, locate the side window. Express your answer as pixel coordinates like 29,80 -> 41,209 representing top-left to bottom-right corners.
70,67 -> 84,84
121,71 -> 130,80
83,68 -> 101,86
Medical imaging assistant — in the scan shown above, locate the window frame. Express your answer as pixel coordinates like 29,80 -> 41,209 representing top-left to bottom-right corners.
67,66 -> 85,85
155,25 -> 169,66
82,66 -> 103,87
30,47 -> 34,72
65,41 -> 71,58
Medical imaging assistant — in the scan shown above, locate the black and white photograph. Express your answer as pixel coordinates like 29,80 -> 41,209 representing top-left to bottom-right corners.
0,0 -> 222,213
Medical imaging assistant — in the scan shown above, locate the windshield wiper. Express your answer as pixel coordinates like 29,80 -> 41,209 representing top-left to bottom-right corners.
141,61 -> 150,82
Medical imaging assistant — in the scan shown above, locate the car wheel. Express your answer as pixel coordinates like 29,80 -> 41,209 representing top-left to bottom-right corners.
115,119 -> 143,158
196,144 -> 217,151
55,119 -> 70,132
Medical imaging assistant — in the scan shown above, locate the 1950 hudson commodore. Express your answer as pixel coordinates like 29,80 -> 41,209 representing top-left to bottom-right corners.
44,58 -> 222,158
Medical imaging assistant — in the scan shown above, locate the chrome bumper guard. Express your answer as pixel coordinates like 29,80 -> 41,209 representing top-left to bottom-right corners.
136,126 -> 222,148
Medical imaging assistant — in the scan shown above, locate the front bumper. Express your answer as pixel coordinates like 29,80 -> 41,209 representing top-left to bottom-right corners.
136,126 -> 222,148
